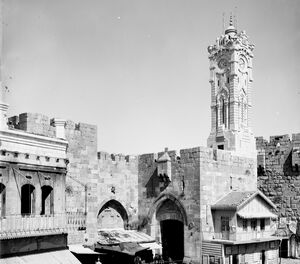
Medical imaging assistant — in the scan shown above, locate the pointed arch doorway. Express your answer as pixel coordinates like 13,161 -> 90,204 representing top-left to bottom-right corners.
150,195 -> 187,262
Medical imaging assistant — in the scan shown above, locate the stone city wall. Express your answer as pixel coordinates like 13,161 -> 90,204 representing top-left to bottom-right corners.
256,133 -> 300,221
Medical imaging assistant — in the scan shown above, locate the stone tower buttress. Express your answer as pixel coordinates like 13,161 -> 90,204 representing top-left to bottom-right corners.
207,18 -> 256,157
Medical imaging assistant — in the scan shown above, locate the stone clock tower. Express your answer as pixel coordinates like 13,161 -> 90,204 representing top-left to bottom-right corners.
207,17 -> 256,157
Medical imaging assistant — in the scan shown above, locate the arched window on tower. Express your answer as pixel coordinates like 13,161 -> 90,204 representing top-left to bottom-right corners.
0,183 -> 6,217
218,90 -> 228,129
239,94 -> 247,126
241,97 -> 244,124
222,97 -> 226,126
243,100 -> 248,125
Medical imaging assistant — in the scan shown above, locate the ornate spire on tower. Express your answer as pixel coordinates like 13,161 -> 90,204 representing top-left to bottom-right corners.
207,18 -> 256,157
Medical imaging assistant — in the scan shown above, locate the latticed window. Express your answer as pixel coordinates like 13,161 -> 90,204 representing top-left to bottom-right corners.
260,219 -> 265,231
242,219 -> 247,231
221,216 -> 230,232
240,254 -> 246,264
251,219 -> 257,230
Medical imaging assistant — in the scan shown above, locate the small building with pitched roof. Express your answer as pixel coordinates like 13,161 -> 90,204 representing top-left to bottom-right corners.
201,190 -> 281,264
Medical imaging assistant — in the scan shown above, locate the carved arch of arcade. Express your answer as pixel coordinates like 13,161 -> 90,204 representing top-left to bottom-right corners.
148,193 -> 188,225
97,199 -> 129,229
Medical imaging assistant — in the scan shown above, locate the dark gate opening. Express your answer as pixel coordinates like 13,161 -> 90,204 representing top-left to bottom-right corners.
21,184 -> 35,215
160,219 -> 184,262
280,239 -> 288,258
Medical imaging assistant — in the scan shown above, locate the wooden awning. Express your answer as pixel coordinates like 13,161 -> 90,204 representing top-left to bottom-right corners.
0,250 -> 81,264
96,242 -> 148,256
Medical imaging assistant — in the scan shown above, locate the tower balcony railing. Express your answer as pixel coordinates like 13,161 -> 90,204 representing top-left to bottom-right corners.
0,212 -> 86,239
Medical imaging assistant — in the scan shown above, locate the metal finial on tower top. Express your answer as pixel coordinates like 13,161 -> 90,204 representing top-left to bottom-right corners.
225,12 -> 237,35
229,14 -> 233,26
222,12 -> 225,33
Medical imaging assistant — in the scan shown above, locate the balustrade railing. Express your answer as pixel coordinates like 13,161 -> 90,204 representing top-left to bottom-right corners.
214,230 -> 274,241
66,212 -> 86,230
0,212 -> 86,238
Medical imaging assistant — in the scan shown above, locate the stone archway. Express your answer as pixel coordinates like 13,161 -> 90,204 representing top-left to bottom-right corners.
148,194 -> 187,262
97,199 -> 129,229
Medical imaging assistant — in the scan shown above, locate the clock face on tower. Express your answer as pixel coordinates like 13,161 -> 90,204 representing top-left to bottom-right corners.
217,58 -> 229,69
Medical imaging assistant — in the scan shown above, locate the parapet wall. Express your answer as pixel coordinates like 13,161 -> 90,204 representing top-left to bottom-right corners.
8,113 -> 56,138
8,112 -> 97,140
256,133 -> 300,221
98,151 -> 137,163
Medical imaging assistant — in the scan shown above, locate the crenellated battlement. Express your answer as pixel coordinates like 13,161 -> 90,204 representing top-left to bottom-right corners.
8,113 -> 55,138
139,145 -> 256,167
97,151 -> 137,164
8,112 -> 97,140
256,133 -> 300,170
256,133 -> 300,148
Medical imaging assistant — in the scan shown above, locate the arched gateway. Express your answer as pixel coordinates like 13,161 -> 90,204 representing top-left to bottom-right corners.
149,194 -> 187,262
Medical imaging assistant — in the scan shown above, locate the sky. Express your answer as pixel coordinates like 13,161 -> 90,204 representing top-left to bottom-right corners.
2,0 -> 300,155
